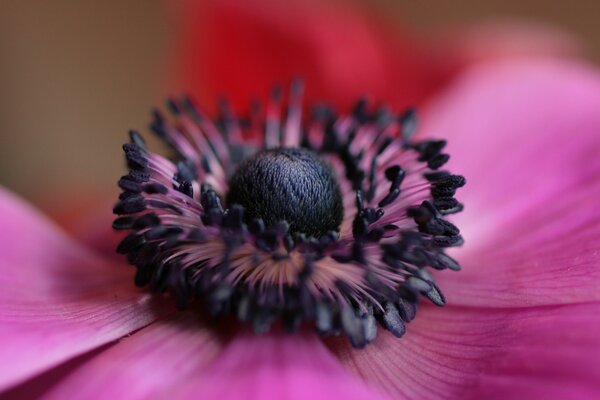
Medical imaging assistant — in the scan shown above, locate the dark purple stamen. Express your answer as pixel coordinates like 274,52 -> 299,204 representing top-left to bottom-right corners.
113,83 -> 466,349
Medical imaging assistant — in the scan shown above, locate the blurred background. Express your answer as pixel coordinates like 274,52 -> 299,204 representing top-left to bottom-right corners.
1,0 -> 599,218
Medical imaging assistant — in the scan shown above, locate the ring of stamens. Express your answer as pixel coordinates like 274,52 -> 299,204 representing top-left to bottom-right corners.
113,82 -> 465,348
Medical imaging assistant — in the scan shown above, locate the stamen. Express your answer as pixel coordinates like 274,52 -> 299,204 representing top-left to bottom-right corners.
113,83 -> 465,348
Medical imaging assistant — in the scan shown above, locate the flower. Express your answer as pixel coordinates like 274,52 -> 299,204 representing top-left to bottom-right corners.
3,58 -> 600,399
2,2 -> 600,399
112,82 -> 464,348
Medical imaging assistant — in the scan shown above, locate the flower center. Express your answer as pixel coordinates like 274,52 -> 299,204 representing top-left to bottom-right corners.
114,86 -> 466,348
226,147 -> 343,238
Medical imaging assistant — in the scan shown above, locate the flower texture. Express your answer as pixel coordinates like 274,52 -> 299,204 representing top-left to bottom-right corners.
2,1 -> 600,399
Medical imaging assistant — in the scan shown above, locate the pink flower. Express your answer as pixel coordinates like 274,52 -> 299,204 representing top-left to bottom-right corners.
3,57 -> 600,399
2,3 -> 600,400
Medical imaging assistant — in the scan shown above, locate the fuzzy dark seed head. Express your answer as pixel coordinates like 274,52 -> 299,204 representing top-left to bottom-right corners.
226,147 -> 344,238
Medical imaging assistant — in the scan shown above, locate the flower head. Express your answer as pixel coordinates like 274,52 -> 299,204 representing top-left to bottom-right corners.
3,1 -> 600,398
113,83 -> 465,347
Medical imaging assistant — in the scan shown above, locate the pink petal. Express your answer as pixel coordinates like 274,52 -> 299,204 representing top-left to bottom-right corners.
329,303 -> 600,399
171,330 -> 389,400
328,59 -> 600,400
41,312 -> 222,399
419,59 -> 600,306
42,321 -> 387,400
0,187 -> 167,391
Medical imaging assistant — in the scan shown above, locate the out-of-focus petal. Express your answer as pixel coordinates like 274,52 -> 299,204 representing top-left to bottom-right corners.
329,59 -> 600,399
44,190 -> 124,257
173,0 -> 450,112
329,303 -> 600,399
41,312 -> 222,399
171,331 -> 389,400
419,59 -> 600,306
0,187 -> 166,391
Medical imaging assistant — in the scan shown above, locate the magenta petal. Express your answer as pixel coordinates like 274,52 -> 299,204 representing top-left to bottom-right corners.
43,324 -> 387,400
0,187 -> 165,391
420,60 -> 600,306
328,60 -> 600,399
42,312 -> 221,399
172,331 -> 389,400
330,303 -> 600,399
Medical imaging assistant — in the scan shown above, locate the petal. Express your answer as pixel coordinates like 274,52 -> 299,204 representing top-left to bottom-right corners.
170,330 -> 389,400
41,312 -> 222,399
42,321 -> 388,400
173,0 -> 450,112
0,187 -> 166,391
419,60 -> 600,306
331,61 -> 600,399
329,302 -> 600,399
45,191 -> 125,257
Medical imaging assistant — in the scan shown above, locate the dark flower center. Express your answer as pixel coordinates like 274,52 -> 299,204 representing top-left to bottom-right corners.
113,85 -> 466,349
226,147 -> 343,238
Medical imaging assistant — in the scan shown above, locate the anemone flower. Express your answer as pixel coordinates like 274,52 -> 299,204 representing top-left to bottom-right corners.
2,57 -> 600,399
3,2 -> 600,400
111,79 -> 464,348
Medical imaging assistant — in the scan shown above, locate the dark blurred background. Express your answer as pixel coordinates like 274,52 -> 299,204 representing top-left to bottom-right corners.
1,0 -> 599,214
